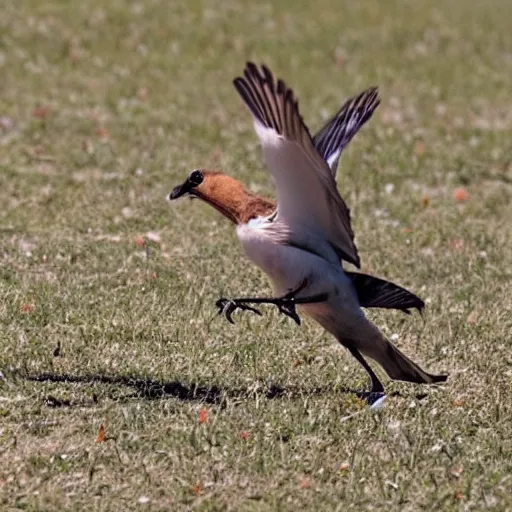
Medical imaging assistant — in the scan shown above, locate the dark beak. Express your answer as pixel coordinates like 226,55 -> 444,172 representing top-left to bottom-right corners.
168,179 -> 192,200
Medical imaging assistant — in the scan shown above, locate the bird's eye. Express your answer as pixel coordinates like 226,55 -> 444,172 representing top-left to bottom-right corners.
188,169 -> 204,186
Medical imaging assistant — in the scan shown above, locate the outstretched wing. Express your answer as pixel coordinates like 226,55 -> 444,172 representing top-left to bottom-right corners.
313,87 -> 380,177
234,62 -> 360,268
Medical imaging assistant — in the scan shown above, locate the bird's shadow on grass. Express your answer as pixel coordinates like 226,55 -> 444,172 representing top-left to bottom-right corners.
21,372 -> 409,407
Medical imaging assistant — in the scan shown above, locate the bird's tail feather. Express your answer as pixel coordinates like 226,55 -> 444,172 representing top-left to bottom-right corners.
363,336 -> 447,384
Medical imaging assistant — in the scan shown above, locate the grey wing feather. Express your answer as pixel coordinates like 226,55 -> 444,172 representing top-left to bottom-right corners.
233,62 -> 361,268
313,87 -> 380,177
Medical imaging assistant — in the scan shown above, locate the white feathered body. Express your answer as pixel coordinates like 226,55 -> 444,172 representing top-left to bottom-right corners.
236,219 -> 383,354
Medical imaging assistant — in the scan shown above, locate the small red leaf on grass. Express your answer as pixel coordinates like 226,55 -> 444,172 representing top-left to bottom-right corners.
414,141 -> 425,156
455,491 -> 465,500
421,195 -> 430,207
453,399 -> 465,407
453,187 -> 469,202
449,238 -> 464,250
96,127 -> 109,139
135,235 -> 145,248
192,482 -> 203,495
339,462 -> 350,472
21,303 -> 34,313
199,408 -> 208,425
239,431 -> 250,440
95,423 -> 106,443
33,106 -> 51,119
299,478 -> 312,489
450,465 -> 463,478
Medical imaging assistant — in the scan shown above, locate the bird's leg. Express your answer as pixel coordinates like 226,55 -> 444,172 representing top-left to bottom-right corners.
216,278 -> 328,325
347,347 -> 386,406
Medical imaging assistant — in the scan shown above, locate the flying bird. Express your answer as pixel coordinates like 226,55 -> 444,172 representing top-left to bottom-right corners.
170,63 -> 446,397
171,82 -> 424,315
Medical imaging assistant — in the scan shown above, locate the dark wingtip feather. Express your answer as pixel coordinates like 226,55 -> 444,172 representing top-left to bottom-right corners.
261,64 -> 274,84
246,61 -> 258,73
347,272 -> 425,313
234,62 -> 301,139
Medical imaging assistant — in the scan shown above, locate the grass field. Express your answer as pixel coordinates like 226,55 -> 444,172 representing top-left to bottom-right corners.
1,0 -> 512,510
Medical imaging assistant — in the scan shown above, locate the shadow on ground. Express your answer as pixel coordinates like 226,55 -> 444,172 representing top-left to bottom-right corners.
19,372 -> 404,407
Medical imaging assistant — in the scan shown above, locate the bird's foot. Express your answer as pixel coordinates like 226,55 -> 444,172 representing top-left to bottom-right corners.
215,298 -> 262,324
357,391 -> 387,409
215,278 -> 328,326
215,296 -> 301,325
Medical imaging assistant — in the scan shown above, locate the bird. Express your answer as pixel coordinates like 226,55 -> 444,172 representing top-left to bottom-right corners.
170,81 -> 424,316
169,63 -> 447,398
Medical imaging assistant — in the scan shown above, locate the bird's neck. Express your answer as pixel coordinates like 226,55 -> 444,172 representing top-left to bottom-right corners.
195,186 -> 275,225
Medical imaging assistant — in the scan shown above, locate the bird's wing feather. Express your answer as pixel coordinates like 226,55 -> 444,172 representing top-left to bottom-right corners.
233,63 -> 360,268
346,272 -> 425,314
313,87 -> 380,177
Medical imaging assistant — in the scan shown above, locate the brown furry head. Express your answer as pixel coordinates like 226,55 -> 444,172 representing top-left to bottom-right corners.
169,169 -> 275,224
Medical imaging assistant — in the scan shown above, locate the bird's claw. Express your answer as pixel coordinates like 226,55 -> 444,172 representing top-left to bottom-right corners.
276,300 -> 301,325
215,278 -> 328,326
216,298 -> 262,324
357,391 -> 387,408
